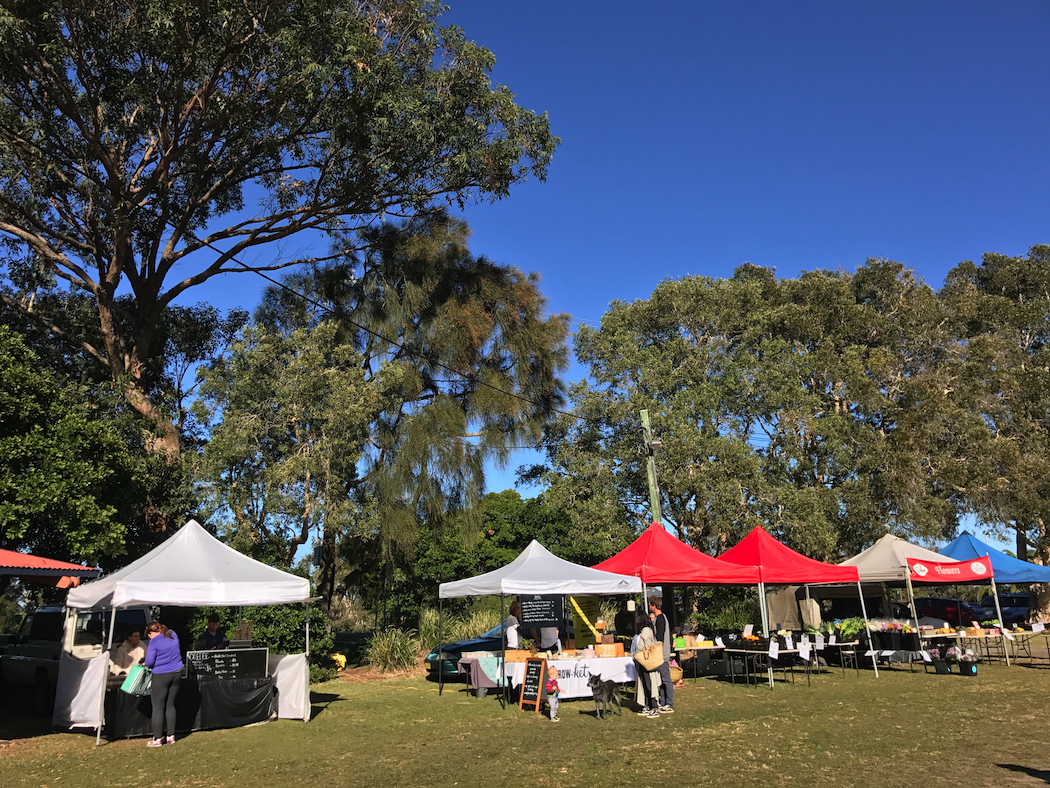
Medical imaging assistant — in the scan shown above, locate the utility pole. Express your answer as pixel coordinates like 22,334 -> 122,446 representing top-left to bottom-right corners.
640,409 -> 663,524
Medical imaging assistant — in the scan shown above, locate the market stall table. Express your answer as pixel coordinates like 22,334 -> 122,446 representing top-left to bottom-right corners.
457,656 -> 500,692
722,648 -> 814,687
500,656 -> 636,699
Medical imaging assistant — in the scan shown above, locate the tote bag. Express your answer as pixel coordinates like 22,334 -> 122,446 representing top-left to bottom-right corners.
120,664 -> 153,695
635,642 -> 664,671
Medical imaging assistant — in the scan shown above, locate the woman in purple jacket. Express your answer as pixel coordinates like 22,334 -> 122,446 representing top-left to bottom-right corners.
144,620 -> 184,747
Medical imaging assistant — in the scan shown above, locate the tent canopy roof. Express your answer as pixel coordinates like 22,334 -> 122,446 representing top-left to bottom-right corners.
840,533 -> 955,584
720,527 -> 859,584
66,520 -> 311,609
941,532 -> 1050,585
593,522 -> 760,584
439,540 -> 642,598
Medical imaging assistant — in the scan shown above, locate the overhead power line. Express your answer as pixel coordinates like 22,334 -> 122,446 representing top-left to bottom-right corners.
187,231 -> 588,424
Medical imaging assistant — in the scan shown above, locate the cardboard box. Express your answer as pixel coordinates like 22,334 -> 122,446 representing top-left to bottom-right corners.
597,644 -> 617,658
504,649 -> 532,662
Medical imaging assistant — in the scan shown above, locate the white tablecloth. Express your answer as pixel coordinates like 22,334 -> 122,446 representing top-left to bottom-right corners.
500,656 -> 637,699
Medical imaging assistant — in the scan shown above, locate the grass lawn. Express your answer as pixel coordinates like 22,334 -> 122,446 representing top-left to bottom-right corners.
3,662 -> 1050,788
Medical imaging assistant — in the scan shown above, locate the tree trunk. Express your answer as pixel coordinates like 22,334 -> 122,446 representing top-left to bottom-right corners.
1030,520 -> 1050,624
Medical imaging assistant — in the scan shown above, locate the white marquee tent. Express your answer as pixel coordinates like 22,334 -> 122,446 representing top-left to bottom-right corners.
57,520 -> 314,739
437,540 -> 642,702
67,519 -> 310,608
839,533 -> 953,584
439,539 -> 643,598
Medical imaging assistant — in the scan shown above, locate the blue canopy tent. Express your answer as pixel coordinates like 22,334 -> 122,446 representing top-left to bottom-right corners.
941,532 -> 1050,585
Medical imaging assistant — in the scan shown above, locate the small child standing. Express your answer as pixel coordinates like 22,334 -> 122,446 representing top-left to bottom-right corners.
546,665 -> 560,722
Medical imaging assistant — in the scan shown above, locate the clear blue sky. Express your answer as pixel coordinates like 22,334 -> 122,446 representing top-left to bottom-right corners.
191,2 -> 1050,545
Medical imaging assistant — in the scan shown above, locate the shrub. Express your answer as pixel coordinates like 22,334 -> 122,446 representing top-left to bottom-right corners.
417,608 -> 442,653
365,628 -> 419,672
690,598 -> 762,633
449,607 -> 501,642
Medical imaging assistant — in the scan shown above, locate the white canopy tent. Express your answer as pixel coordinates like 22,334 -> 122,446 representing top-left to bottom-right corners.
67,519 -> 310,608
839,533 -> 1010,665
59,520 -> 314,742
839,533 -> 949,584
439,540 -> 643,598
437,540 -> 643,703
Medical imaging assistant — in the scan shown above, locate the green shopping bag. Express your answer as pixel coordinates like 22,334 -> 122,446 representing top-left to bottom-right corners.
120,664 -> 152,695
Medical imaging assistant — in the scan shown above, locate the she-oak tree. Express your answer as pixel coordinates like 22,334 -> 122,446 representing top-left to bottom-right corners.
0,0 -> 558,456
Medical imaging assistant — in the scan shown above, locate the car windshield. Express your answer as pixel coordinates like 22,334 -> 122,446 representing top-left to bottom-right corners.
481,624 -> 504,639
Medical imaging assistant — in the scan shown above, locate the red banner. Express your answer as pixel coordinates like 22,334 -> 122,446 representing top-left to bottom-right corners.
907,555 -> 993,582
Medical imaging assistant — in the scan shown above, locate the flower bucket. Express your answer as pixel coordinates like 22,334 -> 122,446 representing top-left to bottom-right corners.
959,663 -> 977,676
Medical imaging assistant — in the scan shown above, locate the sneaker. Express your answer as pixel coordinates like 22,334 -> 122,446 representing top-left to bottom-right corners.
147,739 -> 163,748
636,708 -> 652,715
550,716 -> 560,723
658,705 -> 675,714
165,736 -> 175,745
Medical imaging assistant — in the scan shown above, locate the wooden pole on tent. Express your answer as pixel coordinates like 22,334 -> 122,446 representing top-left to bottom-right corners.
990,575 -> 1011,666
95,605 -> 118,746
857,582 -> 878,677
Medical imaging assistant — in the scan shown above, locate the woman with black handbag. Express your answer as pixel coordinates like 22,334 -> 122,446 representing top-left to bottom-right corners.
630,610 -> 662,718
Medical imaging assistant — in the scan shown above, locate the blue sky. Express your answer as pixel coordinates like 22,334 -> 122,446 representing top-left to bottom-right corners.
191,2 -> 1049,547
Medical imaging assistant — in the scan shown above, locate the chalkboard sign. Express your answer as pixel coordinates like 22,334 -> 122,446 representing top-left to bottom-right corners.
186,647 -> 268,681
519,657 -> 547,712
519,594 -> 561,628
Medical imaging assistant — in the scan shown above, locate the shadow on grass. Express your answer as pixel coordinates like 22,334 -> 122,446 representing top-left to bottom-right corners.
0,690 -> 54,741
309,692 -> 344,721
997,764 -> 1050,783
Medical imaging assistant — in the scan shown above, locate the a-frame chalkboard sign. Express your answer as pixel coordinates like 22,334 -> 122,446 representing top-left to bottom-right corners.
518,657 -> 548,713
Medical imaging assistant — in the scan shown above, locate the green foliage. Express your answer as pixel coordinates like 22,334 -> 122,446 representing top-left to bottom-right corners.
836,617 -> 867,640
365,629 -> 419,672
0,0 -> 558,448
339,491 -> 591,627
192,321 -> 375,570
0,327 -> 147,563
536,258 -> 979,562
690,594 -> 762,633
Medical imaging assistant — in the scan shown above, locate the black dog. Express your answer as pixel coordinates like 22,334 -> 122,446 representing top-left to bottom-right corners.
587,674 -> 622,720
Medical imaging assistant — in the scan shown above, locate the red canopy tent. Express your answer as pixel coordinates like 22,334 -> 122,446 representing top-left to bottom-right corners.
0,549 -> 100,588
720,527 -> 877,677
593,522 -> 760,584
719,527 -> 860,585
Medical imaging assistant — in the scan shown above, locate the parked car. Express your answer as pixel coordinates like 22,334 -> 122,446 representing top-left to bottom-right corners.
425,624 -> 505,677
912,597 -> 983,626
821,596 -> 912,621
0,605 -> 150,712
978,593 -> 1029,624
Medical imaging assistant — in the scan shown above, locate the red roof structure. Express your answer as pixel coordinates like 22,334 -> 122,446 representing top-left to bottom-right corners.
593,522 -> 760,584
0,548 -> 101,588
719,527 -> 859,584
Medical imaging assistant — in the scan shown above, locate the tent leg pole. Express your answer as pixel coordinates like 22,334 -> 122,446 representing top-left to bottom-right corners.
96,605 -> 118,746
500,595 -> 506,709
991,577 -> 1010,666
857,581 -> 878,677
305,601 -> 310,657
438,600 -> 444,696
758,582 -> 773,690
